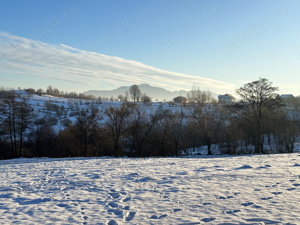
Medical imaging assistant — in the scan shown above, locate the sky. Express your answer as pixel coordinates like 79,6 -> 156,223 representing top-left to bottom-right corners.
1,0 -> 300,96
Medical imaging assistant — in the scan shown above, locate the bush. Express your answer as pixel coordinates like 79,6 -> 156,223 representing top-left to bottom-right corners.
61,118 -> 72,127
69,111 -> 80,117
48,117 -> 58,126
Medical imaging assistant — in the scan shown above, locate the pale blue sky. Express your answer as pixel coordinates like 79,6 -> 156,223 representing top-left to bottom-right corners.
1,0 -> 300,95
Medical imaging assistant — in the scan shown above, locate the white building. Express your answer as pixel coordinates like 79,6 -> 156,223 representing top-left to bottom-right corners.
218,94 -> 235,104
280,94 -> 294,99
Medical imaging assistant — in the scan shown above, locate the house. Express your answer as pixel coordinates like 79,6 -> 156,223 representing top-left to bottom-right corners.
218,94 -> 235,104
173,96 -> 187,104
280,94 -> 295,107
280,94 -> 294,99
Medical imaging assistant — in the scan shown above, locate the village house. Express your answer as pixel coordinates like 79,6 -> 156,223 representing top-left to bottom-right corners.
218,94 -> 235,104
173,96 -> 187,104
280,94 -> 295,99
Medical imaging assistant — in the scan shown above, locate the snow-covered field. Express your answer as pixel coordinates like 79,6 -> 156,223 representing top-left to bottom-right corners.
1,154 -> 300,224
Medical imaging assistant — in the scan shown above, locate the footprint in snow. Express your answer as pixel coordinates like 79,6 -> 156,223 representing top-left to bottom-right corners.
261,197 -> 273,200
218,196 -> 233,200
121,197 -> 131,202
244,218 -> 282,224
235,165 -> 253,170
291,163 -> 300,167
203,203 -> 211,206
252,204 -> 263,209
257,164 -> 272,169
107,202 -> 118,208
107,220 -> 118,225
122,206 -> 130,210
218,196 -> 226,200
108,192 -> 121,199
83,216 -> 88,220
123,211 -> 136,222
293,183 -> 300,187
149,214 -> 168,219
201,217 -> 216,223
107,208 -> 123,216
72,202 -> 78,207
271,191 -> 282,195
225,209 -> 241,214
172,208 -> 182,213
80,206 -> 86,216
149,215 -> 159,219
286,188 -> 296,191
57,203 -> 72,209
241,202 -> 254,207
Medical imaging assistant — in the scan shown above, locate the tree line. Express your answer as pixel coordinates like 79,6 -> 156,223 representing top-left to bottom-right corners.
0,78 -> 299,159
19,84 -> 152,103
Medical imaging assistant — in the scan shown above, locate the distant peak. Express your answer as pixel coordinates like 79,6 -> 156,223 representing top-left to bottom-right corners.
139,83 -> 151,87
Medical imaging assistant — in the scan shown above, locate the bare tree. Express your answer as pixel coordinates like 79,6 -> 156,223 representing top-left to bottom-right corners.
270,107 -> 299,153
190,103 -> 224,155
29,117 -> 57,157
118,94 -> 124,102
129,85 -> 141,102
127,104 -> 156,156
151,105 -> 175,156
141,93 -> 151,103
125,90 -> 129,102
169,107 -> 186,156
187,85 -> 212,105
234,78 -> 282,154
104,103 -> 132,156
0,91 -> 33,157
70,102 -> 102,157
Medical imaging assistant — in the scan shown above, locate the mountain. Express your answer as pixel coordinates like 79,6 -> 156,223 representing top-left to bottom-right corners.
83,84 -> 218,101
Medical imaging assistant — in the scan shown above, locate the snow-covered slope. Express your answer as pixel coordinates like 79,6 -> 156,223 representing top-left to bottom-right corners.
25,93 -> 187,132
1,154 -> 300,224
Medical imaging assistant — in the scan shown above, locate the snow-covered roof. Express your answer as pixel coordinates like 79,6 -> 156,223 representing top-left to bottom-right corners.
218,94 -> 235,99
280,94 -> 294,99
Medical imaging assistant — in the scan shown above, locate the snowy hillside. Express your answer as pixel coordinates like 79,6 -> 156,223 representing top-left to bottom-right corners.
26,93 -> 186,132
1,154 -> 300,224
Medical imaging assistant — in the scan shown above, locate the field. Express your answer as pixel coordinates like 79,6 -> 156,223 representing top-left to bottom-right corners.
1,154 -> 300,224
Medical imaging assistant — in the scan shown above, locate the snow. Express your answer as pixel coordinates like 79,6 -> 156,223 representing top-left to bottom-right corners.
1,154 -> 300,224
22,92 -> 189,133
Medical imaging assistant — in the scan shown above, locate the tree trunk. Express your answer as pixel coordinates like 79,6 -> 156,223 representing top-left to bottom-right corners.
206,139 -> 212,155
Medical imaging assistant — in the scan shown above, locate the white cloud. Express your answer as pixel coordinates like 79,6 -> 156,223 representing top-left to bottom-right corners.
0,32 -> 235,93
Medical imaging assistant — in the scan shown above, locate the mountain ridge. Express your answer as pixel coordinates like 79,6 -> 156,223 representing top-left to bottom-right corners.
83,84 -> 218,101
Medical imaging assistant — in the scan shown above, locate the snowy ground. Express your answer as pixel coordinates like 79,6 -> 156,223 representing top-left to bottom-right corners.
1,154 -> 300,225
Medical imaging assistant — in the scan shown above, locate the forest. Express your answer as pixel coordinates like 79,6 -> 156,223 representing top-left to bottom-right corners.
0,78 -> 299,159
